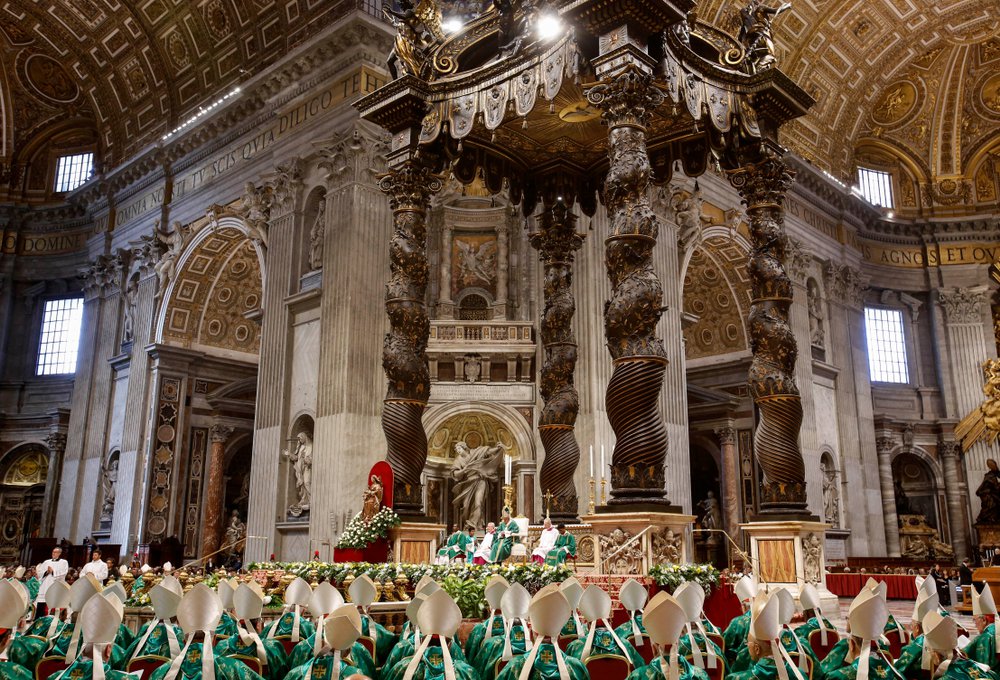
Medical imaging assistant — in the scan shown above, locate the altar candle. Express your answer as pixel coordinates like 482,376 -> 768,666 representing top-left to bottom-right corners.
589,445 -> 594,478
601,445 -> 606,479
504,454 -> 512,484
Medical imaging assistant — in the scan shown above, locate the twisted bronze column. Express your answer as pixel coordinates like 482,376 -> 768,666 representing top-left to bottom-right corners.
529,200 -> 585,521
378,161 -> 442,514
587,67 -> 671,507
727,151 -> 808,515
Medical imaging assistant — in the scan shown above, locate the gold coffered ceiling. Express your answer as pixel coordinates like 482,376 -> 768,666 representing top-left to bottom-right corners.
696,0 -> 1000,189
0,0 -> 345,168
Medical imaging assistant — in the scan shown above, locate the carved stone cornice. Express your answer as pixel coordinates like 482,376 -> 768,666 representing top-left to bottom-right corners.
937,286 -> 989,325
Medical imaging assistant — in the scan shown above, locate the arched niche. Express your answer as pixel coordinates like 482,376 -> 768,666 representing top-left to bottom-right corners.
819,450 -> 840,527
303,186 -> 327,274
0,443 -> 49,563
892,451 -> 941,530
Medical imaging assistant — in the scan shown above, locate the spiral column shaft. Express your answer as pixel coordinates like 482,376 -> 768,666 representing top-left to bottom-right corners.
586,64 -> 671,507
529,201 -> 585,521
727,151 -> 809,515
378,161 -> 442,514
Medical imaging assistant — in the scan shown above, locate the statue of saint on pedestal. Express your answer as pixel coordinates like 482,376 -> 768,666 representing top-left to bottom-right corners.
361,474 -> 384,523
451,441 -> 504,530
100,458 -> 119,524
283,431 -> 313,516
976,458 -> 1000,525
224,511 -> 246,554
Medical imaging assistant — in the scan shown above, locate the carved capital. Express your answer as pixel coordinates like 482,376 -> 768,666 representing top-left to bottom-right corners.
785,236 -> 811,283
728,153 -> 794,209
823,262 -> 869,309
269,158 -> 304,210
875,435 -> 897,456
715,427 -> 737,446
316,126 -> 390,187
45,431 -> 67,455
937,436 -> 962,459
377,163 -> 444,212
586,65 -> 664,130
938,286 -> 988,325
80,253 -> 121,299
210,424 -> 235,444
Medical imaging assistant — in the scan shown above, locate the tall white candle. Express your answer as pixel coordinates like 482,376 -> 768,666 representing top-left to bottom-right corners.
601,444 -> 606,479
589,445 -> 594,478
504,454 -> 512,484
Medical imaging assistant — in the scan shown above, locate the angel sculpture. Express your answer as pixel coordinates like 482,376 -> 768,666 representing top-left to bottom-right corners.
956,359 -> 1000,451
738,0 -> 791,73
384,0 -> 443,79
456,239 -> 497,286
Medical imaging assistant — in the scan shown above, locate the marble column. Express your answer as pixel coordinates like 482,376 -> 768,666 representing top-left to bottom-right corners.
715,426 -> 740,538
42,431 -> 67,535
202,424 -> 234,558
439,221 -> 454,318
875,434 -> 901,556
939,438 -> 969,562
495,221 -> 509,318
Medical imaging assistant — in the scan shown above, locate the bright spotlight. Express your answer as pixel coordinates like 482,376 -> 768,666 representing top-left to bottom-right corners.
536,14 -> 562,40
442,17 -> 463,33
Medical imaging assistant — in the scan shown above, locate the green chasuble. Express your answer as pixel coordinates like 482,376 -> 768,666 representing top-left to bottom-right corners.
724,610 -> 752,666
380,638 -> 466,680
614,613 -> 647,647
113,626 -> 135,651
214,633 -> 289,680
965,625 -> 1000,672
25,616 -> 65,639
115,621 -> 185,669
565,627 -> 645,670
938,658 -> 1000,680
626,655 -> 711,680
826,653 -> 902,680
7,633 -> 49,671
45,658 -> 133,680
0,661 -> 31,680
496,642 -> 589,680
287,636 -> 376,679
701,618 -> 721,636
148,643 -> 265,680
24,578 -> 40,603
474,622 -> 530,680
283,654 -> 363,680
465,615 -> 506,668
730,656 -> 806,680
381,642 -> 479,680
676,630 -> 725,665
262,612 -> 315,643
216,613 -> 240,639
794,618 -> 837,650
893,635 -> 925,680
437,532 -> 473,562
560,617 -> 585,640
731,629 -> 823,680
362,614 -> 398,668
543,535 -> 577,567
489,521 -> 521,563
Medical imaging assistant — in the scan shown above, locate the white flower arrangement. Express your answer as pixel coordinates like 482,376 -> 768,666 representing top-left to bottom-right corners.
335,507 -> 402,549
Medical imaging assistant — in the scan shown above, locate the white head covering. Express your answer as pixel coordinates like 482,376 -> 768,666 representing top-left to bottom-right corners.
499,583 -> 533,661
403,590 -> 462,680
131,577 -> 183,662
773,588 -> 808,673
65,574 -> 103,663
643,592 -> 687,680
972,585 -> 1000,651
559,577 -> 585,636
270,577 -> 311,643
0,579 -> 27,630
309,582 -> 345,656
922,611 -> 957,676
578,585 -> 631,662
800,584 -> 834,645
234,583 -> 269,667
483,575 -> 510,641
163,584 -> 223,680
44,581 -> 72,638
735,575 -> 756,604
519,585 -> 572,680
349,575 -> 378,610
675,582 -> 717,670
750,591 -> 803,680
78,593 -> 124,680
912,591 -> 940,626
217,579 -> 237,610
405,594 -> 428,646
848,588 -> 889,680
916,577 -> 936,599
619,580 -> 648,646
13,566 -> 25,580
414,575 -> 440,596
104,581 -> 127,603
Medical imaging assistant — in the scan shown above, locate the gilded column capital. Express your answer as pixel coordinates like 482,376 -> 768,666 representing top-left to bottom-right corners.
937,286 -> 989,325
585,65 -> 664,130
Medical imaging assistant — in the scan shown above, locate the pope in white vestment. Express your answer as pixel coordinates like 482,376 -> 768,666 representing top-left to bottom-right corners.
531,518 -> 560,564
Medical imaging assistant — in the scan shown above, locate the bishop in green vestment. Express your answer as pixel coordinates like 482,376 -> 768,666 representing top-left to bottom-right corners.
627,655 -> 710,680
489,510 -> 520,564
215,631 -> 289,680
496,642 -> 589,680
148,642 -> 265,680
0,580 -> 34,680
725,610 -> 752,665
436,528 -> 474,564
287,637 -> 375,678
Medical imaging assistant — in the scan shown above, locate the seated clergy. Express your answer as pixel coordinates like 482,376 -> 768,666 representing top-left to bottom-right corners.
559,577 -> 587,640
382,590 -> 479,680
284,605 -> 367,680
625,591 -> 710,680
49,593 -> 133,680
825,588 -> 893,680
922,611 -> 998,680
531,518 -> 560,564
894,590 -> 940,679
724,576 -> 757,667
216,579 -> 241,639
566,584 -> 645,669
473,524 -> 498,565
214,582 -> 289,680
117,576 -> 184,668
821,581 -> 889,678
286,582 -> 375,679
730,591 -> 805,680
473,583 -> 532,680
0,580 -> 34,680
489,508 -> 520,563
436,524 -> 475,565
963,583 -> 1000,672
465,576 -> 510,667
545,525 -> 578,568
264,578 -> 315,644
674,582 -> 724,672
23,580 -> 70,639
794,584 -> 838,655
496,585 -> 589,680
615,579 -> 651,648
348,574 -> 398,669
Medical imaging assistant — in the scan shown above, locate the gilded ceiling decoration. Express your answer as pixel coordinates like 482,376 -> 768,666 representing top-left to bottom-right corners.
696,0 -> 1000,187
427,411 -> 520,461
0,0 -> 346,167
683,236 -> 751,361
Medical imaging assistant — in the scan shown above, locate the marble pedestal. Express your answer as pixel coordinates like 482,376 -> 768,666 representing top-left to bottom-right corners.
581,511 -> 695,575
390,521 -> 447,564
741,520 -> 838,612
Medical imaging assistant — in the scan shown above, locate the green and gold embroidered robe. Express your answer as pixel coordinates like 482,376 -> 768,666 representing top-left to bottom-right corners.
215,633 -> 289,680
147,643 -> 265,680
495,642 -> 589,680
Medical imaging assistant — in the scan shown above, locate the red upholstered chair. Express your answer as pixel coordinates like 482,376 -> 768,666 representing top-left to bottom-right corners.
126,655 -> 170,680
883,628 -> 904,661
274,637 -> 298,656
706,633 -> 726,655
358,635 -> 376,662
35,656 -> 69,680
808,629 -> 840,662
785,652 -> 814,680
685,655 -> 726,680
231,655 -> 263,675
493,657 -> 509,680
584,654 -> 632,680
628,636 -> 657,666
557,635 -> 578,651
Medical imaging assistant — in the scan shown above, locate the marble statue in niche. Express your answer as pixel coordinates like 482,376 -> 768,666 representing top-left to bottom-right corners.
821,456 -> 839,526
100,457 -> 119,525
451,441 -> 504,530
808,278 -> 825,349
122,273 -> 139,345
283,431 -> 313,517
976,458 -> 1000,525
308,200 -> 326,271
698,491 -> 719,530
224,510 -> 246,553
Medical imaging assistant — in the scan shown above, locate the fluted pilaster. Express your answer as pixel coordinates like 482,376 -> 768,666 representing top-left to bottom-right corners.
875,435 -> 901,557
939,438 -> 969,562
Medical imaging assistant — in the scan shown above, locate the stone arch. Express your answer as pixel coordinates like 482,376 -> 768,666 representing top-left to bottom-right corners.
0,443 -> 49,562
155,215 -> 265,358
891,447 -> 943,530
682,234 -> 750,360
819,449 -> 841,527
423,401 -> 535,463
